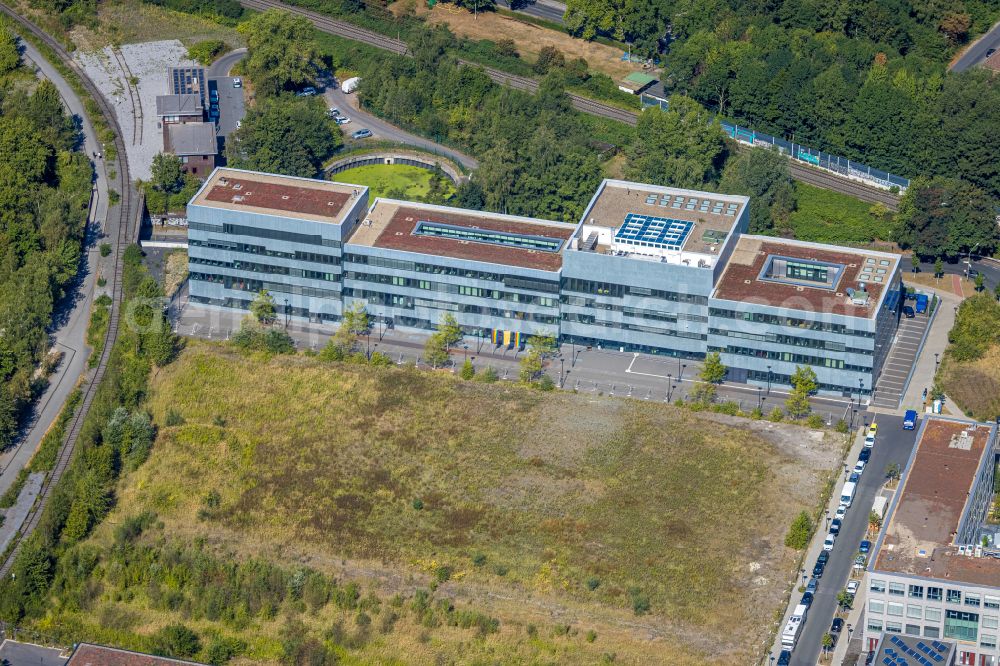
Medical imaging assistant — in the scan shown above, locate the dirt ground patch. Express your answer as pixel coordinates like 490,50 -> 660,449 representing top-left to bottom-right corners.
400,2 -> 638,80
163,250 -> 188,298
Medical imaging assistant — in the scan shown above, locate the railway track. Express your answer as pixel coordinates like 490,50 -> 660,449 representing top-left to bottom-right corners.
111,46 -> 144,145
240,0 -> 903,204
0,4 -> 140,579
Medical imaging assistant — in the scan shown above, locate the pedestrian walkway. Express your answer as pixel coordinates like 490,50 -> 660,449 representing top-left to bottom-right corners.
872,311 -> 933,410
895,288 -> 961,414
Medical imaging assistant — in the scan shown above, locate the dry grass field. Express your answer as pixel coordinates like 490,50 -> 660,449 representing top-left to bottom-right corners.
65,343 -> 837,664
398,1 -> 637,81
939,345 -> 1000,420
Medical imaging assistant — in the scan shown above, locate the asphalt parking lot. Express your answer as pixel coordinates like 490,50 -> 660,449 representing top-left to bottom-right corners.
208,76 -> 245,138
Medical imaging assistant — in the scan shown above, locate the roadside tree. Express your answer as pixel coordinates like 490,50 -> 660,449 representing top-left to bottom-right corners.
785,365 -> 817,418
250,289 -> 277,324
237,10 -> 321,96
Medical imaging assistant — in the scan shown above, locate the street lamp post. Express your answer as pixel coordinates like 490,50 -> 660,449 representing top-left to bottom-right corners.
378,313 -> 385,340
284,298 -> 290,328
463,344 -> 469,364
757,385 -> 763,411
766,365 -> 772,396
859,378 -> 864,404
366,332 -> 371,360
666,373 -> 672,401
560,357 -> 565,388
680,363 -> 687,383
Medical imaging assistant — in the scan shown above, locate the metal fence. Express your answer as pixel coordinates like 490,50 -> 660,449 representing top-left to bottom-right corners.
640,95 -> 910,192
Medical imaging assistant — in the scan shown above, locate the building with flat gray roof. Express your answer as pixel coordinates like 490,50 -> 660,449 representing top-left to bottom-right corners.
865,417 -> 1000,661
187,169 -> 905,395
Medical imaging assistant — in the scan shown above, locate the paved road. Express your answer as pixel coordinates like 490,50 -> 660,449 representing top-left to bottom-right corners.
172,302 -> 865,417
912,256 -> 1000,292
325,83 -> 480,170
0,38 -> 107,499
208,47 -> 246,77
950,21 -> 1000,72
497,0 -> 566,24
790,413 -> 918,666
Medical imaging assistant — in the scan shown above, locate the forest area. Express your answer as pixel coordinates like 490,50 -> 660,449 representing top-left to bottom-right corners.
0,25 -> 93,453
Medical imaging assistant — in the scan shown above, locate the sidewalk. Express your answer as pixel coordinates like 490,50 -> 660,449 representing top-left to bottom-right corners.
768,425 -> 867,662
894,288 -> 961,414
173,302 -> 863,417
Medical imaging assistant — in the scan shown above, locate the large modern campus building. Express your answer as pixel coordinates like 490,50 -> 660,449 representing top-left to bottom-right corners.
187,168 -> 903,396
865,417 -> 1000,664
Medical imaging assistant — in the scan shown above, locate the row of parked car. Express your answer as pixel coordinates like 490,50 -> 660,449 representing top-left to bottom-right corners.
777,423 -> 882,663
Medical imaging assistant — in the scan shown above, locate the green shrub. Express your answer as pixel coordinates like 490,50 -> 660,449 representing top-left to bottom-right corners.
100,242 -> 111,257
586,629 -> 598,642
188,39 -> 227,65
784,510 -> 812,550
476,366 -> 499,383
151,623 -> 201,658
807,414 -> 825,429
585,576 -> 600,591
768,407 -> 784,422
165,408 -> 185,426
628,588 -> 650,615
459,359 -> 475,380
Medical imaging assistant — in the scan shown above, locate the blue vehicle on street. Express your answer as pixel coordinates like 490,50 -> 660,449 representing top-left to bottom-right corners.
915,293 -> 929,313
904,409 -> 918,430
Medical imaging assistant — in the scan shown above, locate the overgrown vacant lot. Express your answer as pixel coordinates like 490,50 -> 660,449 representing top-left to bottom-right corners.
82,344 -> 835,663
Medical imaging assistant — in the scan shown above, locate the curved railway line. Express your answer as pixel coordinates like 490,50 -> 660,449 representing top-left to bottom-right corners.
240,0 -> 900,206
111,46 -> 144,145
0,4 -> 140,578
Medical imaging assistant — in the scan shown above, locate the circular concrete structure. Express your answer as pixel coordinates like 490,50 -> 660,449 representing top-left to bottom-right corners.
325,150 -> 466,185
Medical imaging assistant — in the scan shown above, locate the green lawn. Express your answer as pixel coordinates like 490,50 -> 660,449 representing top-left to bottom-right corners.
334,163 -> 456,201
787,183 -> 894,245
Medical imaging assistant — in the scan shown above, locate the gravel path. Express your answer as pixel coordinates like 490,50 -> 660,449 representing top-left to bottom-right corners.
75,40 -> 198,180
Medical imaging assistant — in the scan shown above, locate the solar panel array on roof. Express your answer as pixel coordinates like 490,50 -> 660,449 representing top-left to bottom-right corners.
169,67 -> 207,104
615,213 -> 692,251
884,636 -> 945,666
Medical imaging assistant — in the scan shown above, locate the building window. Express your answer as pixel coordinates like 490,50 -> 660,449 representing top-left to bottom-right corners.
888,602 -> 904,616
871,579 -> 887,594
924,626 -> 940,639
885,622 -> 902,634
986,597 -> 1000,610
907,605 -> 923,619
889,582 -> 906,596
965,594 -> 981,607
982,635 -> 998,649
984,616 -> 999,629
925,608 -> 942,622
944,609 -> 979,642
870,600 -> 885,614
948,590 -> 963,604
909,585 -> 924,599
928,587 -> 943,602
868,619 -> 884,632
905,624 -> 921,636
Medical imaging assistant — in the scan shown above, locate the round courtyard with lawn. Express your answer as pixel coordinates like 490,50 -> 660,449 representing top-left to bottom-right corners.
333,163 -> 456,202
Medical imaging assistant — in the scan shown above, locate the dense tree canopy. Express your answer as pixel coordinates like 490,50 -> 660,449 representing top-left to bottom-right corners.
894,177 -> 999,260
624,96 -> 727,189
226,96 -> 342,177
358,42 -> 605,221
0,41 -> 92,451
718,147 -> 796,234
237,9 -> 322,96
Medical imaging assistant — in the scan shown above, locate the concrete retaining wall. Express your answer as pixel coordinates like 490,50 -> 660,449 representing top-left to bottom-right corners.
325,150 -> 465,184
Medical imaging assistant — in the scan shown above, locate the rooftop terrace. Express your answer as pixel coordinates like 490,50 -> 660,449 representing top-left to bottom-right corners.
873,418 -> 1000,587
574,180 -> 746,266
348,199 -> 576,271
191,169 -> 364,224
712,236 -> 900,318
